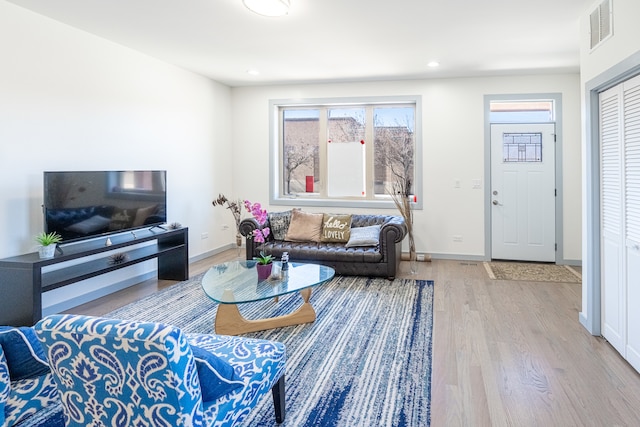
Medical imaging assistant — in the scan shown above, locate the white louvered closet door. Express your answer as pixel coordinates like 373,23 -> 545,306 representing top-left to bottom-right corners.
600,84 -> 625,355
600,73 -> 640,373
624,75 -> 640,372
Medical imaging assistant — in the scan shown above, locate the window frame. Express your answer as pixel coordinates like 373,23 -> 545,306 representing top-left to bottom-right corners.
269,95 -> 423,210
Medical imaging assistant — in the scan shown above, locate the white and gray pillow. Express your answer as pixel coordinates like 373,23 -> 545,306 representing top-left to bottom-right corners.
345,225 -> 381,247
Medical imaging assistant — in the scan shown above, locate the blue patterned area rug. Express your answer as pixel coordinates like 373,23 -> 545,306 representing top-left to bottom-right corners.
99,275 -> 432,426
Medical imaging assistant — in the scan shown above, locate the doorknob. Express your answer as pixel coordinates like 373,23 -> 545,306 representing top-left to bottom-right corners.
492,200 -> 500,205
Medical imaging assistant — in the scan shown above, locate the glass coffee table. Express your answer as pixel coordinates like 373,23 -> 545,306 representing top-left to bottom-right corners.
202,260 -> 335,335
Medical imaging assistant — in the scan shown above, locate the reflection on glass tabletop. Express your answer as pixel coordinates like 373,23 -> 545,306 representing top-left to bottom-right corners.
202,261 -> 335,304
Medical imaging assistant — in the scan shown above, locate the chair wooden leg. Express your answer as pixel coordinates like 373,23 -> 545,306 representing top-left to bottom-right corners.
271,374 -> 286,423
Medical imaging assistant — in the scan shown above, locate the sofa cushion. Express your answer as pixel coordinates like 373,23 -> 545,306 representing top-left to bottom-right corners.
0,327 -> 49,381
268,210 -> 293,240
321,214 -> 352,243
285,210 -> 323,242
346,225 -> 381,247
190,344 -> 244,403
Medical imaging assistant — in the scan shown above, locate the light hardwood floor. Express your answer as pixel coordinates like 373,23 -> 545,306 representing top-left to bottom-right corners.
66,252 -> 640,426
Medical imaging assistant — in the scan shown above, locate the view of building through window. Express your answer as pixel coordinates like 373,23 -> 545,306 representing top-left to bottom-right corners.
281,102 -> 416,202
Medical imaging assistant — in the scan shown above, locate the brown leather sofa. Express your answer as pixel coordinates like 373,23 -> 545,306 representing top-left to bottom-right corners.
239,214 -> 407,280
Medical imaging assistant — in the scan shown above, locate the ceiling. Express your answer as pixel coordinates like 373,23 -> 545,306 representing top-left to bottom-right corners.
7,0 -> 593,87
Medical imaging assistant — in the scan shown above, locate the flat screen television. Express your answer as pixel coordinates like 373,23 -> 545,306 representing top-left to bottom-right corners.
43,170 -> 167,243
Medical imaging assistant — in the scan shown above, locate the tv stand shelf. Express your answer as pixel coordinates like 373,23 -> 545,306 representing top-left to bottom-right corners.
0,227 -> 189,326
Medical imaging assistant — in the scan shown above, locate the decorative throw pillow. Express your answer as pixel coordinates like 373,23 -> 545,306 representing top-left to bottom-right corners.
320,214 -> 352,243
65,215 -> 111,235
345,225 -> 381,247
268,210 -> 293,241
190,345 -> 244,402
284,210 -> 324,242
0,327 -> 50,381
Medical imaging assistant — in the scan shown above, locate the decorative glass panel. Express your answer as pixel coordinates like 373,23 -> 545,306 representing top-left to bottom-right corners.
503,132 -> 542,162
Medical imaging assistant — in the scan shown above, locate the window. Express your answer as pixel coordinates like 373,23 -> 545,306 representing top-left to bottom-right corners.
489,100 -> 555,123
271,96 -> 421,209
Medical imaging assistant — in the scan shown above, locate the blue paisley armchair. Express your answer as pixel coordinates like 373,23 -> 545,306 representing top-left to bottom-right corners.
34,314 -> 286,427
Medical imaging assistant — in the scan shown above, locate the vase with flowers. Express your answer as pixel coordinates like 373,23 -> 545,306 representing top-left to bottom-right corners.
244,200 -> 274,280
212,194 -> 244,257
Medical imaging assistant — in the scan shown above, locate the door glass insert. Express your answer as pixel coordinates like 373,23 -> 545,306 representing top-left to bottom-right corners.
502,132 -> 542,162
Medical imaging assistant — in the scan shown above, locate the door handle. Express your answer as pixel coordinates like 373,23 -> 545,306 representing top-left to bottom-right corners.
492,200 -> 500,205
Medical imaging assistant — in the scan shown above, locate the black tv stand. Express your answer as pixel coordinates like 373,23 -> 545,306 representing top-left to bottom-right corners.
0,227 -> 189,326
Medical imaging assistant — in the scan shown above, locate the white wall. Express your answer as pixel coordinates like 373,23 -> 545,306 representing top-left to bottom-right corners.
0,2 -> 234,312
231,74 -> 582,261
579,0 -> 640,333
580,0 -> 640,83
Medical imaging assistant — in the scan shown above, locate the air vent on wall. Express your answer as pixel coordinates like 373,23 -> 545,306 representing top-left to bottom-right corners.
590,0 -> 613,50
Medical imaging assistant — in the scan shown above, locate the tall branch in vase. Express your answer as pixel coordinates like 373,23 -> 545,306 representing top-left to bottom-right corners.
212,194 -> 244,248
390,177 -> 416,265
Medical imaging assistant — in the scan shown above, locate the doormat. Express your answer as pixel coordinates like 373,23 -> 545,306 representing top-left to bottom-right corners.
483,261 -> 581,283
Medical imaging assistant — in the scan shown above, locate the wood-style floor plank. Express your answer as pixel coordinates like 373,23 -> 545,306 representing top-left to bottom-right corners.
65,253 -> 640,426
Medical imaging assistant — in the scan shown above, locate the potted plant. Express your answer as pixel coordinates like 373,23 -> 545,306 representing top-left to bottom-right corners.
35,231 -> 62,259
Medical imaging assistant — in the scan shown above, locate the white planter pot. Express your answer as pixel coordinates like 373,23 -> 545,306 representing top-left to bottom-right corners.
38,244 -> 56,259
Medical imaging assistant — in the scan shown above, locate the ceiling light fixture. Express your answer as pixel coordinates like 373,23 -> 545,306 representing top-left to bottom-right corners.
243,0 -> 290,17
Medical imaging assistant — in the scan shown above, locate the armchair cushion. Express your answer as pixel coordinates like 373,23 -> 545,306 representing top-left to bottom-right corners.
190,345 -> 243,403
0,346 -> 8,425
0,327 -> 49,381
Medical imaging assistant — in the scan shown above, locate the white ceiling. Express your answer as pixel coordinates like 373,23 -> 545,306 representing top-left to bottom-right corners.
7,0 -> 593,87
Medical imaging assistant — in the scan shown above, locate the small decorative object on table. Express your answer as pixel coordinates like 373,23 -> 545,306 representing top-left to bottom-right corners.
108,252 -> 128,265
168,222 -> 182,230
35,231 -> 62,259
281,251 -> 289,271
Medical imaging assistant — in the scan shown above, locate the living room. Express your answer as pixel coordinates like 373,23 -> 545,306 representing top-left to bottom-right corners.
2,0 -> 640,425
0,1 -> 588,310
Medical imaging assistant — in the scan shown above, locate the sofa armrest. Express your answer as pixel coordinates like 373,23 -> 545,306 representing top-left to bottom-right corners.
239,218 -> 263,260
380,216 -> 407,244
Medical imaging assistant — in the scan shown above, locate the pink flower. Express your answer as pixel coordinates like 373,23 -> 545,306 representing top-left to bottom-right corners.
245,200 -> 271,242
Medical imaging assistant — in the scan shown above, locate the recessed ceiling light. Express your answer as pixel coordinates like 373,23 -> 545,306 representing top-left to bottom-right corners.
243,0 -> 290,17
246,69 -> 260,75
427,61 -> 440,68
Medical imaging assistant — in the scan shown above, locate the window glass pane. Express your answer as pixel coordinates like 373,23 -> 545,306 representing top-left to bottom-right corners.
327,108 -> 365,142
373,107 -> 415,195
283,109 -> 320,194
490,101 -> 554,123
327,108 -> 366,197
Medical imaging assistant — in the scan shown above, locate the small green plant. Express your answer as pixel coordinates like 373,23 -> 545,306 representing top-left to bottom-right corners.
254,251 -> 274,265
35,231 -> 63,246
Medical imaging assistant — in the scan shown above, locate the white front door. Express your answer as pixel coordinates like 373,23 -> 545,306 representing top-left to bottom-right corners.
490,123 -> 556,262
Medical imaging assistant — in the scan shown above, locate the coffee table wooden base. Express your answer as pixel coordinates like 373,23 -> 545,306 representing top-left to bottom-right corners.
214,288 -> 315,335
